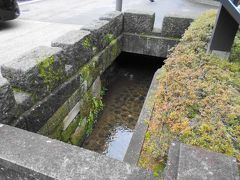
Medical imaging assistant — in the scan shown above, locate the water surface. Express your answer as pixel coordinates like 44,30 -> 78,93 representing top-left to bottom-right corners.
82,53 -> 163,161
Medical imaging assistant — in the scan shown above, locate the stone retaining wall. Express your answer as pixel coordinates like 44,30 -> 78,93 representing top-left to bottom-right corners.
0,10 -> 193,179
0,9 -> 238,179
0,10 -> 192,145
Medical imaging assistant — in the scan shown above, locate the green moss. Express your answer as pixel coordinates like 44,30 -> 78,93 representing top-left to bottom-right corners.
186,104 -> 200,119
104,34 -> 115,44
86,96 -> 103,135
63,89 -> 104,145
111,39 -> 120,58
37,56 -> 65,92
12,87 -> 25,93
80,61 -> 96,82
61,115 -> 83,142
82,37 -> 92,49
139,10 -> 240,172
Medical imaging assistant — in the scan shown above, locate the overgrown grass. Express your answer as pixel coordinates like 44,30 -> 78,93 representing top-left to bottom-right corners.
139,10 -> 240,176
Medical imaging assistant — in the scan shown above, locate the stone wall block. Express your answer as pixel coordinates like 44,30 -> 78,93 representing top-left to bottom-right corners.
123,9 -> 155,33
1,46 -> 66,98
164,142 -> 239,179
98,36 -> 122,73
99,11 -> 123,38
123,33 -> 178,58
0,124 -> 154,179
13,73 -> 81,132
13,91 -> 33,114
51,30 -> 95,72
0,76 -> 16,124
81,17 -> 122,52
161,16 -> 194,38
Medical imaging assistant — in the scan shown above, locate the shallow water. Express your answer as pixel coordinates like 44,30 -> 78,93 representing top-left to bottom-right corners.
82,53 -> 163,161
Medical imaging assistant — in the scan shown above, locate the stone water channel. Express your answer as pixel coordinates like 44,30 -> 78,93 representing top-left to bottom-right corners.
82,52 -> 164,161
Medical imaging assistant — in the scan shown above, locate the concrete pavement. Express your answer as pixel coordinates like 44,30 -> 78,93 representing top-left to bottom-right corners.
0,0 -> 216,66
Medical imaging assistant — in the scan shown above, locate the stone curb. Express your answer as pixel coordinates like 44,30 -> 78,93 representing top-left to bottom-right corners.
123,67 -> 166,165
0,124 -> 155,180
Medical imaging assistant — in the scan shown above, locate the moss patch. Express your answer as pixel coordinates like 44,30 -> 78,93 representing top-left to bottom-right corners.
37,56 -> 65,92
139,10 -> 240,175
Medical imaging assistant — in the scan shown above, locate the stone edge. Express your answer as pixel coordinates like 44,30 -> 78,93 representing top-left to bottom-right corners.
123,67 -> 166,165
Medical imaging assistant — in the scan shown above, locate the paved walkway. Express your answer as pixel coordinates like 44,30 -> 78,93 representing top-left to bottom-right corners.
0,0 -> 216,66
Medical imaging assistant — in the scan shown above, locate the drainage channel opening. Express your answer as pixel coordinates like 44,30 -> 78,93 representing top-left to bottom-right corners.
81,52 -> 164,161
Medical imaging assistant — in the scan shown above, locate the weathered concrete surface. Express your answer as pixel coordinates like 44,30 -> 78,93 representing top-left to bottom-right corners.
124,9 -> 155,33
99,11 -> 123,39
81,16 -> 122,52
164,142 -> 239,180
0,76 -> 16,124
51,30 -> 95,72
38,87 -> 83,137
123,33 -> 179,58
79,36 -> 122,90
1,46 -> 66,98
161,16 -> 194,38
124,68 -> 165,165
12,36 -> 122,134
13,73 -> 82,132
13,91 -> 33,113
0,124 -> 155,180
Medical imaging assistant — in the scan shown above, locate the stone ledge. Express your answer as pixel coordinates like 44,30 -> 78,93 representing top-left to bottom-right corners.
0,124 -> 155,180
81,17 -> 122,52
164,142 -> 239,180
0,75 -> 16,124
161,16 -> 194,38
51,30 -> 94,73
122,33 -> 179,58
124,67 -> 166,165
124,9 -> 155,33
1,46 -> 66,98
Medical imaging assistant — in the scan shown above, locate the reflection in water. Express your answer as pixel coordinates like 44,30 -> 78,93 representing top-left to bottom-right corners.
82,53 -> 163,161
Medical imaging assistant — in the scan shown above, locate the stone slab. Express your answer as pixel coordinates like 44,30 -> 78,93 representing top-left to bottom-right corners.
81,18 -> 122,52
0,124 -> 155,180
0,76 -> 16,124
38,87 -> 83,136
51,30 -> 95,72
123,9 -> 155,33
99,10 -> 123,38
13,91 -> 33,113
164,142 -> 239,180
13,73 -> 82,132
124,68 -> 165,165
1,46 -> 66,98
123,33 -> 179,58
62,101 -> 81,131
80,36 -> 122,91
161,16 -> 193,38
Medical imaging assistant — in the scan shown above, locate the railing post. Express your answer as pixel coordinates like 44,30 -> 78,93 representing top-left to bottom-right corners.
116,0 -> 123,11
208,0 -> 239,58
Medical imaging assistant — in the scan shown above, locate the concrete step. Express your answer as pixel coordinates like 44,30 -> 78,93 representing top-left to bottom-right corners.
164,142 -> 239,180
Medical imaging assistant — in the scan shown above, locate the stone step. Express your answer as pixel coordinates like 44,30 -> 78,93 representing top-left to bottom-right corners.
164,142 -> 239,180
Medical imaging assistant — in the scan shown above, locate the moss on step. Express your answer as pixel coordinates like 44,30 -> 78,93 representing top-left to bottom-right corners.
37,55 -> 65,92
